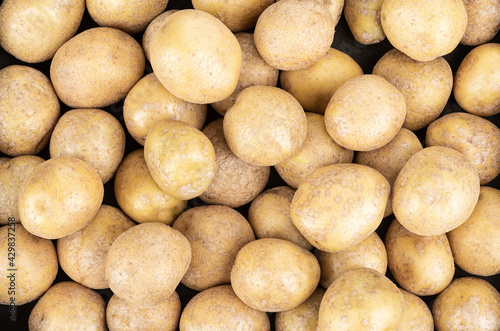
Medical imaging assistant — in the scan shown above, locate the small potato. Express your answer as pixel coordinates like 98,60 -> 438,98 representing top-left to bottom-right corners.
179,285 -> 270,330
0,224 -> 58,305
107,292 -> 181,331
461,0 -> 500,46
114,149 -> 187,225
142,10 -> 179,62
318,268 -> 404,331
396,289 -> 434,331
275,287 -> 325,331
0,0 -> 84,63
19,156 -> 104,240
123,73 -> 207,145
290,163 -> 390,253
372,49 -> 453,131
49,108 -> 126,184
454,43 -> 500,117
172,205 -> 255,291
385,219 -> 455,296
325,74 -> 406,151
344,0 -> 385,44
432,277 -> 500,330
0,65 -> 60,157
50,27 -> 145,108
231,238 -> 320,312
28,281 -> 106,330
317,232 -> 387,289
57,205 -> 135,289
448,186 -> 500,276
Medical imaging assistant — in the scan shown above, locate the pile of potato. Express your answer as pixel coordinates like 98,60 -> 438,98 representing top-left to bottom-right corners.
0,0 -> 500,330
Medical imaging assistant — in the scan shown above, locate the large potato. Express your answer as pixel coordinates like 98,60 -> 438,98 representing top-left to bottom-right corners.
461,0 -> 500,46
396,289 -> 434,331
275,287 -> 325,331
344,0 -> 385,44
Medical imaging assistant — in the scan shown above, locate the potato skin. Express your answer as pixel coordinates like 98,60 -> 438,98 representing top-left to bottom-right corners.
142,10 -> 179,62
461,0 -> 500,46
396,289 -> 434,331
344,0 -> 385,45
275,287 -> 325,331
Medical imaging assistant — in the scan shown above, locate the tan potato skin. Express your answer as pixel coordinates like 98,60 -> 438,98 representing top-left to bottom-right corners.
275,287 -> 325,331
142,10 -> 179,62
344,0 -> 385,45
461,0 -> 500,46
396,289 -> 434,331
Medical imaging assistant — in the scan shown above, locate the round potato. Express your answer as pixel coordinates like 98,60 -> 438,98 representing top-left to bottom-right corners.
0,65 -> 60,157
19,156 -> 104,240
396,289 -> 434,331
275,287 -> 325,331
231,238 -> 320,312
344,0 -> 385,44
50,27 -> 145,108
142,10 -> 179,62
461,0 -> 500,46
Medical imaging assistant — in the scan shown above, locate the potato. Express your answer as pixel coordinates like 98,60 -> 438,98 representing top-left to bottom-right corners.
123,73 -> 207,145
275,287 -> 325,331
318,268 -> 404,330
381,0 -> 467,61
172,205 -> 255,291
461,0 -> 500,46
372,49 -> 453,131
280,48 -> 363,115
105,222 -> 191,308
344,0 -> 385,44
50,27 -> 145,108
0,0 -> 84,63
248,186 -> 312,250
49,108 -> 126,184
142,10 -> 179,62
144,119 -> 216,200
0,155 -> 43,225
107,292 -> 181,331
0,65 -> 60,157
211,32 -> 279,116
454,43 -> 500,117
179,285 -> 270,330
150,9 -> 242,104
28,281 -> 106,330
87,0 -> 168,35
0,224 -> 58,305
231,238 -> 320,312
290,163 -> 390,253
254,0 -> 334,70
199,118 -> 269,208
432,277 -> 500,330
317,232 -> 387,289
393,146 -> 480,236
324,74 -> 406,151
447,186 -> 500,276
396,289 -> 434,331
223,85 -> 307,166
426,112 -> 500,185
114,149 -> 187,225
19,156 -> 104,240
57,205 -> 135,289
385,219 -> 455,296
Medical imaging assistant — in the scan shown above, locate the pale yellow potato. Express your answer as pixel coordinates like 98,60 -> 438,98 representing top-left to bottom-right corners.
373,49 -> 453,131
344,0 -> 385,44
28,281 -> 106,330
0,65 -> 60,157
49,108 -> 126,184
426,112 -> 500,185
385,219 -> 455,296
223,85 -> 307,166
317,232 -> 387,289
142,10 -> 179,62
461,0 -> 500,46
114,149 -> 187,225
172,205 -> 255,291
290,163 -> 390,253
150,9 -> 241,104
19,156 -> 104,240
123,73 -> 207,145
432,277 -> 500,331
392,146 -> 480,236
254,0 -> 334,70
87,0 -> 168,35
324,74 -> 406,151
105,223 -> 191,308
211,32 -> 279,116
396,289 -> 434,331
57,205 -> 135,289
447,186 -> 500,276
231,238 -> 320,312
248,186 -> 312,250
275,287 -> 325,331
454,43 -> 500,117
50,27 -> 145,108
318,268 -> 404,331
179,285 -> 270,330
280,48 -> 363,115
0,0 -> 84,63
0,224 -> 58,305
107,292 -> 181,331
144,119 -> 216,200
199,119 -> 269,208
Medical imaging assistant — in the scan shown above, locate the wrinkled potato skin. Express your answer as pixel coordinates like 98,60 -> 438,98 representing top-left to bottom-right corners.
344,0 -> 385,44
142,10 -> 179,62
275,287 -> 325,331
396,289 -> 434,331
461,0 -> 500,46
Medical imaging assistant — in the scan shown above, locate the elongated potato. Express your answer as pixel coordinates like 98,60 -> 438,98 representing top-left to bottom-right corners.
344,0 -> 385,44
